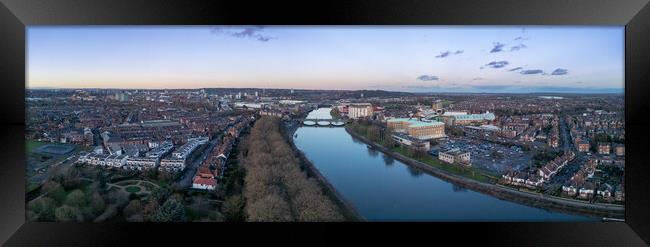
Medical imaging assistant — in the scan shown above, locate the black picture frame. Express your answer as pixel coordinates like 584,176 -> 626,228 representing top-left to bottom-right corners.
1,0 -> 649,246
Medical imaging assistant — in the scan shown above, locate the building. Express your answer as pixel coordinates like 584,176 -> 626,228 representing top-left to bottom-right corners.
578,182 -> 596,199
79,153 -> 128,168
448,112 -> 496,126
192,166 -> 217,190
614,144 -> 625,156
391,133 -> 430,152
387,118 -> 445,140
537,151 -> 575,180
562,181 -> 579,196
597,183 -> 613,199
431,100 -> 443,111
171,137 -> 208,160
114,92 -> 129,101
125,157 -> 158,170
438,148 -> 470,166
598,142 -> 611,155
234,102 -> 265,109
159,158 -> 186,172
146,141 -> 174,159
577,141 -> 590,152
348,103 -> 373,119
192,177 -> 216,190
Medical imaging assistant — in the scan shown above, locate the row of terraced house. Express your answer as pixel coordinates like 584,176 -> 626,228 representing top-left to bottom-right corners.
191,117 -> 250,190
78,137 -> 209,172
502,151 -> 575,189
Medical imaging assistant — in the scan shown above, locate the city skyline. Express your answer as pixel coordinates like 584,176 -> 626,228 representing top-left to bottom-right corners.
28,26 -> 624,93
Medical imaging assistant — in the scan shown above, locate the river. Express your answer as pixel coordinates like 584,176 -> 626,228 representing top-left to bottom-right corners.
294,108 -> 597,221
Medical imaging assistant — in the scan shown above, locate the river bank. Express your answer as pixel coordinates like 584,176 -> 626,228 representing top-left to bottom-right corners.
282,121 -> 364,221
345,127 -> 624,219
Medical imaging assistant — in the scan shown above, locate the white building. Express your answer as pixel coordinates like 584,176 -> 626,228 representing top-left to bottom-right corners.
105,154 -> 129,168
171,138 -> 207,160
348,103 -> 373,119
438,148 -> 471,166
125,157 -> 158,170
79,153 -> 128,168
160,158 -> 186,172
146,141 -> 174,159
192,177 -> 217,190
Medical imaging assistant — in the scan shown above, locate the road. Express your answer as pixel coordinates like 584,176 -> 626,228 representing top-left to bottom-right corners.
559,115 -> 572,151
176,137 -> 221,188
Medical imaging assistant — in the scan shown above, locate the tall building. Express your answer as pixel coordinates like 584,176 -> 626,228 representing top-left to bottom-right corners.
114,92 -> 129,101
348,103 -> 373,119
387,118 -> 445,140
432,100 -> 443,110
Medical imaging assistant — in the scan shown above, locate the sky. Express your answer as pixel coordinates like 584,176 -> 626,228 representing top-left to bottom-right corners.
27,26 -> 624,93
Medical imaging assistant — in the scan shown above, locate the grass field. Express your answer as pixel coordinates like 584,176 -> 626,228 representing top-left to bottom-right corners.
26,182 -> 40,193
26,140 -> 47,153
125,186 -> 142,193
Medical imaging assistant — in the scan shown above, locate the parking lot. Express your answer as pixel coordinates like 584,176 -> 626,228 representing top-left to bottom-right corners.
438,137 -> 533,174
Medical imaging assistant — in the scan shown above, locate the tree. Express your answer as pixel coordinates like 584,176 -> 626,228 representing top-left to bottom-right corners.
142,198 -> 159,220
41,180 -> 62,194
64,189 -> 88,207
240,117 -> 344,222
222,195 -> 246,222
27,197 -> 57,221
150,187 -> 170,204
89,192 -> 106,215
382,128 -> 396,148
54,205 -> 82,222
367,125 -> 381,142
246,193 -> 293,222
123,199 -> 142,218
150,198 -> 187,222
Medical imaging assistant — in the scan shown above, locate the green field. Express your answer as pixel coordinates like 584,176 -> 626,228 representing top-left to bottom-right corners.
125,186 -> 142,193
26,140 -> 47,153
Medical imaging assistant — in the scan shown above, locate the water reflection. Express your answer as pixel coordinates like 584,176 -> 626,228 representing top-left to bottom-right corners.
367,147 -> 379,157
452,184 -> 468,192
407,166 -> 424,177
382,154 -> 395,166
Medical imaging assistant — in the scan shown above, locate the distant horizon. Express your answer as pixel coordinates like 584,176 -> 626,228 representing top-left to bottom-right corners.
26,85 -> 624,95
28,26 -> 624,93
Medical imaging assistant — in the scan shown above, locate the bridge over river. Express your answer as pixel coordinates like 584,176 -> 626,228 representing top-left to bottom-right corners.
301,107 -> 346,127
302,119 -> 345,127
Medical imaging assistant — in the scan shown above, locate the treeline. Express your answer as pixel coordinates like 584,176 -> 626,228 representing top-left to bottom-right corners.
347,119 -> 395,147
239,116 -> 343,221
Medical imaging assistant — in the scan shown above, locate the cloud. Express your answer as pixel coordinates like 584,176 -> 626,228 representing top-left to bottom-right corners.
490,42 -> 506,53
435,50 -> 463,58
550,68 -> 568,75
514,36 -> 529,41
435,51 -> 451,58
575,81 -> 584,84
520,69 -> 544,75
485,61 -> 509,68
510,43 -> 527,51
211,26 -> 275,42
417,75 -> 439,81
472,77 -> 484,81
508,67 -> 523,71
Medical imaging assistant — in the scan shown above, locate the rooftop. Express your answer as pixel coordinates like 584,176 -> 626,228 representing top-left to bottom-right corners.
387,118 -> 444,127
